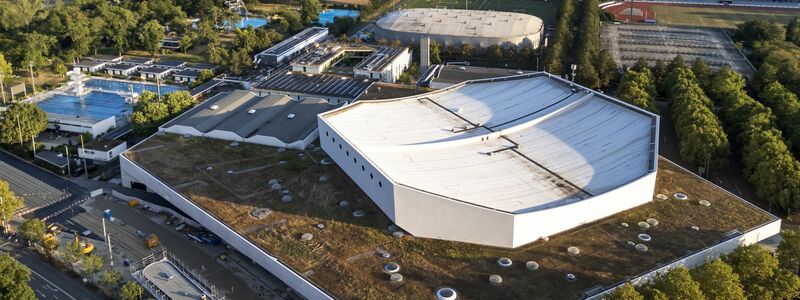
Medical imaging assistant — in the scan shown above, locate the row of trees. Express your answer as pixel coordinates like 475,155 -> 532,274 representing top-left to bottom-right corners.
208,26 -> 283,75
131,90 -> 194,135
665,59 -> 730,169
617,60 -> 658,112
708,67 -> 800,210
543,0 -> 617,90
608,241 -> 800,299
0,102 -> 47,147
759,82 -> 800,152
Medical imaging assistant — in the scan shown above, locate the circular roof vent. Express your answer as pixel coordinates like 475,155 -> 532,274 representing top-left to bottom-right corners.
674,193 -> 688,200
565,273 -> 577,282
655,193 -> 668,200
390,273 -> 403,283
567,247 -> 580,255
316,223 -> 325,229
497,257 -> 512,268
339,200 -> 350,207
489,275 -> 502,286
226,170 -> 234,174
621,222 -> 629,228
699,200 -> 711,207
271,183 -> 282,190
636,244 -> 648,252
229,141 -> 239,147
353,210 -> 365,218
250,208 -> 272,219
691,225 -> 700,231
268,179 -> 279,185
319,175 -> 330,183
300,233 -> 313,241
392,231 -> 405,238
526,261 -> 540,271
638,234 -> 652,242
281,195 -> 293,202
206,166 -> 213,171
638,222 -> 650,230
436,287 -> 457,300
647,218 -> 659,226
383,262 -> 401,274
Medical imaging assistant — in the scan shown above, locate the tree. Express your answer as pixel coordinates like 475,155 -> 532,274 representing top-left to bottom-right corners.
102,6 -> 139,55
120,281 -> 143,300
63,8 -> 97,60
618,68 -> 658,112
487,45 -> 503,60
163,91 -> 194,115
430,41 -> 442,64
0,0 -> 42,30
42,236 -> 58,257
22,32 -> 57,69
691,258 -> 746,300
100,269 -> 122,287
460,43 -> 473,58
18,218 -> 45,244
140,20 -> 165,57
131,100 -> 169,135
605,283 -> 644,300
650,266 -> 705,300
725,245 -> 779,296
692,57 -> 711,90
61,239 -> 83,265
300,0 -> 321,25
207,42 -> 229,66
788,17 -> 800,46
652,59 -> 669,97
596,49 -> 618,89
0,180 -> 22,231
0,103 -> 48,145
193,69 -> 215,87
81,254 -> 103,283
0,253 -> 35,300
178,32 -> 196,54
736,20 -> 786,47
575,55 -> 600,89
758,81 -> 800,151
779,230 -> 800,274
0,53 -> 11,82
54,63 -> 67,79
770,269 -> 800,299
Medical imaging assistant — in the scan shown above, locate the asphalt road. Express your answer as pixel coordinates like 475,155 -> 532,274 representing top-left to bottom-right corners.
0,242 -> 103,300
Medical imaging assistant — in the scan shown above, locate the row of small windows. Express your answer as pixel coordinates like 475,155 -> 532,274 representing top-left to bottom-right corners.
327,131 -> 382,188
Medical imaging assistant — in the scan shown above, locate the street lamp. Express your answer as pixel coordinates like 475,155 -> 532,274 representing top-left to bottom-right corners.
28,61 -> 36,94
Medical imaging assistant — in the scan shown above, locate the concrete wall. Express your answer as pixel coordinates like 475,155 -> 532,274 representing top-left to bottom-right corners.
512,172 -> 657,247
160,126 -> 314,150
120,155 -> 333,300
78,142 -> 128,162
48,115 -> 116,137
375,28 -> 541,49
587,218 -> 781,299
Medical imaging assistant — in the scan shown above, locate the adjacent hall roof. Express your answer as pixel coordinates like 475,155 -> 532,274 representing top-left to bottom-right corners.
321,73 -> 659,214
255,72 -> 372,100
164,90 -> 338,142
376,8 -> 543,38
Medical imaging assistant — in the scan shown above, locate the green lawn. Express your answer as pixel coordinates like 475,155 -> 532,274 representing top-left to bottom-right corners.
401,0 -> 561,25
652,5 -> 800,28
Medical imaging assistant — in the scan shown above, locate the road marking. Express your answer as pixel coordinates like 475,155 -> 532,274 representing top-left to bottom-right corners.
27,267 -> 77,300
35,289 -> 46,298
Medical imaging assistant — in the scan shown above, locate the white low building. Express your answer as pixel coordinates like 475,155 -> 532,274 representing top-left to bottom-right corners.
78,139 -> 128,162
47,114 -> 116,138
253,27 -> 329,65
353,47 -> 412,83
318,73 -> 660,248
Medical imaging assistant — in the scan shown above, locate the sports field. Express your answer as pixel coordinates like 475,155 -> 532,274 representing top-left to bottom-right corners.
401,0 -> 561,24
651,5 -> 800,28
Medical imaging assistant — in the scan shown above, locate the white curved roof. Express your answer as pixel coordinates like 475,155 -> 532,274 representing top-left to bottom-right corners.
321,74 -> 658,213
376,8 -> 543,39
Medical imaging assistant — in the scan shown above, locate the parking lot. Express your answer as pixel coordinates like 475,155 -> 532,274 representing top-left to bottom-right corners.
64,195 -> 292,299
601,24 -> 755,74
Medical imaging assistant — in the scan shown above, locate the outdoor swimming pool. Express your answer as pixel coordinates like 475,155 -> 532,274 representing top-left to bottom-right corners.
228,17 -> 268,29
36,79 -> 183,121
319,9 -> 360,25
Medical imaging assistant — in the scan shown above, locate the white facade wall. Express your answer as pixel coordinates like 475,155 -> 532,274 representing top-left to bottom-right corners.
78,143 -> 128,162
353,48 -> 412,83
119,155 -> 334,300
254,28 -> 329,65
375,28 -> 541,49
48,115 -> 116,137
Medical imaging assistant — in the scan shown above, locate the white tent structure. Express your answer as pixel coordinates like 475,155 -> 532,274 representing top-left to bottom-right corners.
319,73 -> 659,248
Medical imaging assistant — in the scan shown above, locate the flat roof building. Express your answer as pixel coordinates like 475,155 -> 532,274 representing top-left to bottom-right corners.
78,139 -> 128,163
320,73 -> 659,247
161,90 -> 340,149
254,72 -> 372,103
254,27 -> 329,66
290,43 -> 412,83
47,113 -> 117,138
375,8 -> 544,49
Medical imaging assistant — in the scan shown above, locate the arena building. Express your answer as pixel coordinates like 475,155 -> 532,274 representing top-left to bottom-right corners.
319,73 -> 659,248
375,8 -> 544,49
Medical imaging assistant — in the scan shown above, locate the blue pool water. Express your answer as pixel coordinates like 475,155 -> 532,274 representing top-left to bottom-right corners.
226,17 -> 268,29
319,9 -> 360,25
37,79 -> 183,121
